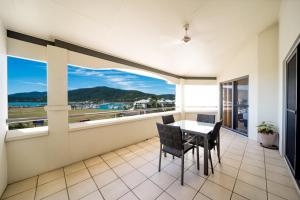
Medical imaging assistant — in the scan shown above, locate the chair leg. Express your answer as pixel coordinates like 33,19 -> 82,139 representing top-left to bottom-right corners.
192,147 -> 194,155
217,145 -> 221,163
196,145 -> 199,170
181,151 -> 184,185
159,144 -> 162,172
173,155 -> 175,159
209,150 -> 214,174
164,152 -> 167,157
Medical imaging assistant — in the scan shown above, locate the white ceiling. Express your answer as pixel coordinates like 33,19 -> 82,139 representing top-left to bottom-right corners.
0,0 -> 281,77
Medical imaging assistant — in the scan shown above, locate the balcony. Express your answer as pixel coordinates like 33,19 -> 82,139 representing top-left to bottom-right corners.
1,0 -> 300,200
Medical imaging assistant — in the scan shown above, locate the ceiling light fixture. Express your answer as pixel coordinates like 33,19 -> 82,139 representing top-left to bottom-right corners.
182,23 -> 191,43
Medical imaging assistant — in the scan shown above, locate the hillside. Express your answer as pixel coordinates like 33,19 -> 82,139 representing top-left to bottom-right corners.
8,86 -> 175,102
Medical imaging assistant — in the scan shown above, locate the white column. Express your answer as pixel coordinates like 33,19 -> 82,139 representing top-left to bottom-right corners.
44,45 -> 70,168
175,78 -> 185,120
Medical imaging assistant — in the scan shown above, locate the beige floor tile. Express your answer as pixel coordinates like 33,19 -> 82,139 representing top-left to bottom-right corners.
268,193 -> 287,200
222,152 -> 243,161
118,192 -> 139,200
233,180 -> 267,200
221,157 -> 241,169
156,192 -> 175,200
163,163 -> 182,178
214,163 -> 239,178
106,156 -> 125,168
133,180 -> 162,200
128,157 -> 148,168
138,162 -> 157,178
231,193 -> 248,200
193,192 -> 211,200
115,148 -> 131,156
267,180 -> 300,200
2,188 -> 35,200
200,180 -> 231,200
35,177 -> 66,200
242,158 -> 265,169
93,169 -> 118,189
42,189 -> 68,200
101,152 -> 119,161
112,163 -> 135,177
38,169 -> 64,186
166,181 -> 197,200
80,191 -> 103,200
237,170 -> 266,190
88,162 -> 110,176
240,163 -> 266,178
150,172 -> 176,190
265,157 -> 286,168
208,171 -> 235,190
266,164 -> 290,177
68,178 -> 97,200
2,177 -> 37,199
64,162 -> 86,175
127,144 -> 140,152
100,179 -> 129,200
182,171 -> 205,190
65,168 -> 90,187
140,152 -> 157,161
121,170 -> 147,189
84,156 -> 103,167
151,158 -> 171,169
120,152 -> 136,161
188,164 -> 211,178
266,170 -> 294,188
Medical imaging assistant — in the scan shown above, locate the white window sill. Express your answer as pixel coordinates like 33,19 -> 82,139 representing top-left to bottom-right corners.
6,126 -> 49,142
69,110 -> 180,133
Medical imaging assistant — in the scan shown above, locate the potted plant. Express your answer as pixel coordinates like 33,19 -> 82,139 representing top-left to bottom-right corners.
257,121 -> 278,147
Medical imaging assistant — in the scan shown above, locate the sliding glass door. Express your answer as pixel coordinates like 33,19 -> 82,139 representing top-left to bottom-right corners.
221,77 -> 249,136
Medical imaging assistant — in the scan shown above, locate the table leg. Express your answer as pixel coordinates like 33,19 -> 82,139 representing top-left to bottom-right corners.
204,136 -> 208,176
196,136 -> 199,170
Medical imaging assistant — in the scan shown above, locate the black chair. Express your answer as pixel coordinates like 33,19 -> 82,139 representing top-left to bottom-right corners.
191,120 -> 223,174
162,115 -> 175,124
197,114 -> 215,124
156,123 -> 198,185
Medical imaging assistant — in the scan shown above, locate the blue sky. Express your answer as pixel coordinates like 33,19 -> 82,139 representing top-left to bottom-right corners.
8,56 -> 175,95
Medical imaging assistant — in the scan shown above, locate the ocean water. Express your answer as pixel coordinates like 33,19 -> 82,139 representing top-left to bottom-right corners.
98,103 -> 128,110
8,102 -> 47,107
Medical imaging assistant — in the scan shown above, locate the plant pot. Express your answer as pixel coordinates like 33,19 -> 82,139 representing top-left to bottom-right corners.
258,132 -> 278,147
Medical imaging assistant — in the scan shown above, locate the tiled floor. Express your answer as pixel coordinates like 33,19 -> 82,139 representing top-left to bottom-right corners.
1,128 -> 300,200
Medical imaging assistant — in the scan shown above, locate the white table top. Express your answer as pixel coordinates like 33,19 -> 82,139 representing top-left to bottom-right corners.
169,120 -> 214,136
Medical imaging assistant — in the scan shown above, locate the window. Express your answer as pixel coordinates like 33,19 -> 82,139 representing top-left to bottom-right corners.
7,56 -> 47,130
68,65 -> 176,123
183,84 -> 218,112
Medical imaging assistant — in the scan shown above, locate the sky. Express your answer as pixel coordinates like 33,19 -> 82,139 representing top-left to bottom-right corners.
8,56 -> 176,95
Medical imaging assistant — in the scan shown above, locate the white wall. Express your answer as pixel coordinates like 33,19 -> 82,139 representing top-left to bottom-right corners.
0,20 -> 7,195
218,36 -> 259,140
257,24 -> 279,125
278,0 -> 300,154
218,24 -> 279,141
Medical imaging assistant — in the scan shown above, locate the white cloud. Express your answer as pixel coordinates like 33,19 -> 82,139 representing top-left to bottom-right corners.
22,81 -> 47,87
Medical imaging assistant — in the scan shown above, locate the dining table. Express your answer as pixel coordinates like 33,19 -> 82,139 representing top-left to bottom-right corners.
168,120 -> 215,176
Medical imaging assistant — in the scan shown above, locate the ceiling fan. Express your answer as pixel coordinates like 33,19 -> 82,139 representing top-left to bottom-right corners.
182,23 -> 191,43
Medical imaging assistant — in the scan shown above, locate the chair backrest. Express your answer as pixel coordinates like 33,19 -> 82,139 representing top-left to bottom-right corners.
197,114 -> 215,123
162,115 -> 175,124
209,120 -> 223,141
156,123 -> 183,150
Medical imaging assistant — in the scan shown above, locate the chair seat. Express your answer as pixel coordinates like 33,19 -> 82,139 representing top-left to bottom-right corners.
190,136 -> 216,150
162,143 -> 194,157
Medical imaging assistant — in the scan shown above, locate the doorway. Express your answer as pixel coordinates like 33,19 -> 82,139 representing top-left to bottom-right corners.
220,76 -> 249,136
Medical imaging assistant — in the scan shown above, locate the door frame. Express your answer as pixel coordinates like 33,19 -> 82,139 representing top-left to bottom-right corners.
282,34 -> 300,157
220,75 -> 249,136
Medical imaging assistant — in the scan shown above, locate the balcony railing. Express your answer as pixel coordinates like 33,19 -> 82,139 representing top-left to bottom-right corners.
7,107 -> 176,130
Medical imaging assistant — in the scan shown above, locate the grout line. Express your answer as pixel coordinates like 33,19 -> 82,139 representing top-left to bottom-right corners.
62,168 -> 71,200
264,147 -> 269,200
33,175 -> 39,200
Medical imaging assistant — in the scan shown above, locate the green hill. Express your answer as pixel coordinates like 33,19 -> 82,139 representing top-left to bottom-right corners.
8,86 -> 175,102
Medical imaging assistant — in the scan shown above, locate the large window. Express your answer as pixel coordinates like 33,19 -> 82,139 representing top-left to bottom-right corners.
183,84 -> 218,112
7,56 -> 47,130
68,65 -> 176,123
